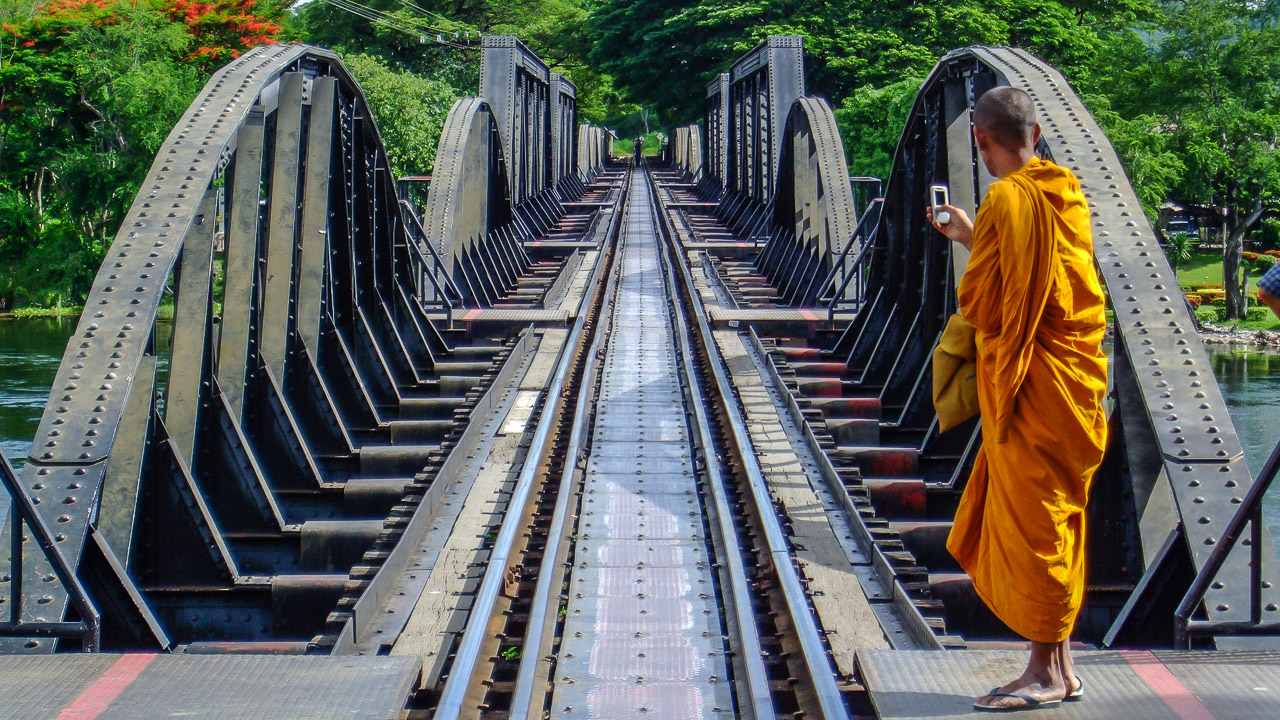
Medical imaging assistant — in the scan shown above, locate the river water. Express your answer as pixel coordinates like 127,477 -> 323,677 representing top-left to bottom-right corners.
3,317 -> 1280,536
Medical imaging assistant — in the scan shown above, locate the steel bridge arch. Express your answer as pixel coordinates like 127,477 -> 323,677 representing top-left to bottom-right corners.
836,45 -> 1279,644
0,43 -> 492,652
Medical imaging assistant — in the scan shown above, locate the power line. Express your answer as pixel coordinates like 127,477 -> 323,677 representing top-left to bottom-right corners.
320,0 -> 481,49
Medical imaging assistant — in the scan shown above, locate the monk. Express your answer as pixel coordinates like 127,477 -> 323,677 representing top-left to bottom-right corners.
927,86 -> 1109,712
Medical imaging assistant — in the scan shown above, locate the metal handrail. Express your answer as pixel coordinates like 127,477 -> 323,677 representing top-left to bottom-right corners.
1175,436 -> 1280,647
399,200 -> 463,313
823,198 -> 884,323
0,455 -> 99,651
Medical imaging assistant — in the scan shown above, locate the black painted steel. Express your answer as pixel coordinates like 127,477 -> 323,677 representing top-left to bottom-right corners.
0,456 -> 99,651
841,47 -> 1280,646
0,44 -> 524,652
668,38 -> 1279,650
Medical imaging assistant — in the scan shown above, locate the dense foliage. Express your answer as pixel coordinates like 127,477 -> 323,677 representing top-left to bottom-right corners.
0,0 -> 283,307
587,0 -> 1280,320
0,0 -> 1276,319
1082,0 -> 1280,318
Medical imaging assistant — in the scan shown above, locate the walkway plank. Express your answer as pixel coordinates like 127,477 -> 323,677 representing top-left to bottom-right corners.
861,648 -> 1280,720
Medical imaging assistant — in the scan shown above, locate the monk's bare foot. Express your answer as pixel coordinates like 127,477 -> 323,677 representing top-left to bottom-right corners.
974,639 -> 1069,710
974,671 -> 1067,710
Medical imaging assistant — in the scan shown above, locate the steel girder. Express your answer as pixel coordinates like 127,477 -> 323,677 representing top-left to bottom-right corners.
828,47 -> 1279,646
549,72 -> 578,194
757,97 -> 861,307
424,35 -> 609,307
698,38 -> 806,244
704,72 -> 730,197
687,38 -> 860,308
0,44 -> 484,652
577,125 -> 611,181
669,124 -> 704,181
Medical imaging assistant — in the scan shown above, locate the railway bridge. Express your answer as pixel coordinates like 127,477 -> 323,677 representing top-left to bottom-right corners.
2,35 -> 1280,720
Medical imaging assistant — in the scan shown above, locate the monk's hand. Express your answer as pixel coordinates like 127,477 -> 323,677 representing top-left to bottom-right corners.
927,204 -> 974,251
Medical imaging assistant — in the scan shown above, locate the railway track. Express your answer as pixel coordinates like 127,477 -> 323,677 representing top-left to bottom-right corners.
424,166 -> 851,719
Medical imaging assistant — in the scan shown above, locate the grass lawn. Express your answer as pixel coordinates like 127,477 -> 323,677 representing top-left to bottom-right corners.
1173,253 -> 1280,331
1175,253 -> 1223,287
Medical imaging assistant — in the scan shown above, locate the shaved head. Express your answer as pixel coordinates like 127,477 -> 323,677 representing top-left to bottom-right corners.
974,87 -> 1037,150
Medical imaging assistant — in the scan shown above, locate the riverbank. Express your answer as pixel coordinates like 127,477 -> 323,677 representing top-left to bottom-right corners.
1200,322 -> 1280,349
1,304 -> 175,321
0,306 -> 83,318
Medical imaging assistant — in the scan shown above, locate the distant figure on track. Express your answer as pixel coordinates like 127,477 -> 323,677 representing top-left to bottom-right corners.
927,86 -> 1107,712
633,135 -> 643,164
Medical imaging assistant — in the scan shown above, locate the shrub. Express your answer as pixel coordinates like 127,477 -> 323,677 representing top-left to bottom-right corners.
1185,293 -> 1202,309
1196,306 -> 1221,324
1247,306 -> 1272,322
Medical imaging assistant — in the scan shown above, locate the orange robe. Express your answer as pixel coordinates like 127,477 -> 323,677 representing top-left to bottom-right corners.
946,156 -> 1109,644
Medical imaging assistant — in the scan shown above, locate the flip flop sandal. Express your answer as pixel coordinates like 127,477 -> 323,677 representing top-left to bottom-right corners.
974,689 -> 1063,712
1066,675 -> 1084,701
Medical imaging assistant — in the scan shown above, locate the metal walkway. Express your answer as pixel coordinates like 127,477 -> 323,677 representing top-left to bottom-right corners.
549,169 -> 733,719
0,654 -> 420,720
860,648 -> 1280,720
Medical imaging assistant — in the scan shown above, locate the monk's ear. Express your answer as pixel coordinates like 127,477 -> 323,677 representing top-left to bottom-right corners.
973,126 -> 990,154
1031,122 -> 1042,148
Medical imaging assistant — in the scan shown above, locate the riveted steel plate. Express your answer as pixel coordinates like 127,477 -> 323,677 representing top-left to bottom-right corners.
579,513 -> 704,541
1155,650 -> 1280,719
581,490 -> 700,516
558,633 -> 724,683
971,46 -> 1280,627
588,456 -> 694,474
571,565 -> 702,599
585,474 -> 701,496
592,427 -> 690,444
550,683 -> 733,720
552,169 -> 729,719
574,539 -> 706,569
861,648 -> 1280,720
561,598 -> 719,646
586,443 -> 691,459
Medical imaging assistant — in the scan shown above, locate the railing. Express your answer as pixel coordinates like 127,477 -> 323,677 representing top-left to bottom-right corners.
399,199 -> 464,321
818,197 -> 884,322
1175,436 -> 1280,648
0,455 -> 99,651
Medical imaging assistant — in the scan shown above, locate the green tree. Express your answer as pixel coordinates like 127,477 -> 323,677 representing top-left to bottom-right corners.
1163,231 -> 1196,275
835,78 -> 920,180
1088,0 -> 1280,320
343,53 -> 459,177
586,0 -> 1154,130
0,0 -> 282,308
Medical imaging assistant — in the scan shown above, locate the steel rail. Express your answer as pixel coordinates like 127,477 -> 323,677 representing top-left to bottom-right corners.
507,173 -> 630,719
646,167 -> 851,718
432,170 -> 627,719
399,199 -> 463,312
643,167 -> 775,720
0,456 -> 99,652
1175,434 -> 1280,647
819,197 -> 883,321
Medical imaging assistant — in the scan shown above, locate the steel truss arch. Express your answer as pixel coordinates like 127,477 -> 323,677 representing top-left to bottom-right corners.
757,96 -> 860,306
577,125 -> 611,180
420,97 -> 523,307
836,45 -> 1279,644
670,124 -> 703,180
1,43 -> 482,652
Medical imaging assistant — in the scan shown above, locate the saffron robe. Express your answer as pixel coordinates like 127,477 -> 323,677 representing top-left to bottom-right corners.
946,156 -> 1109,644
